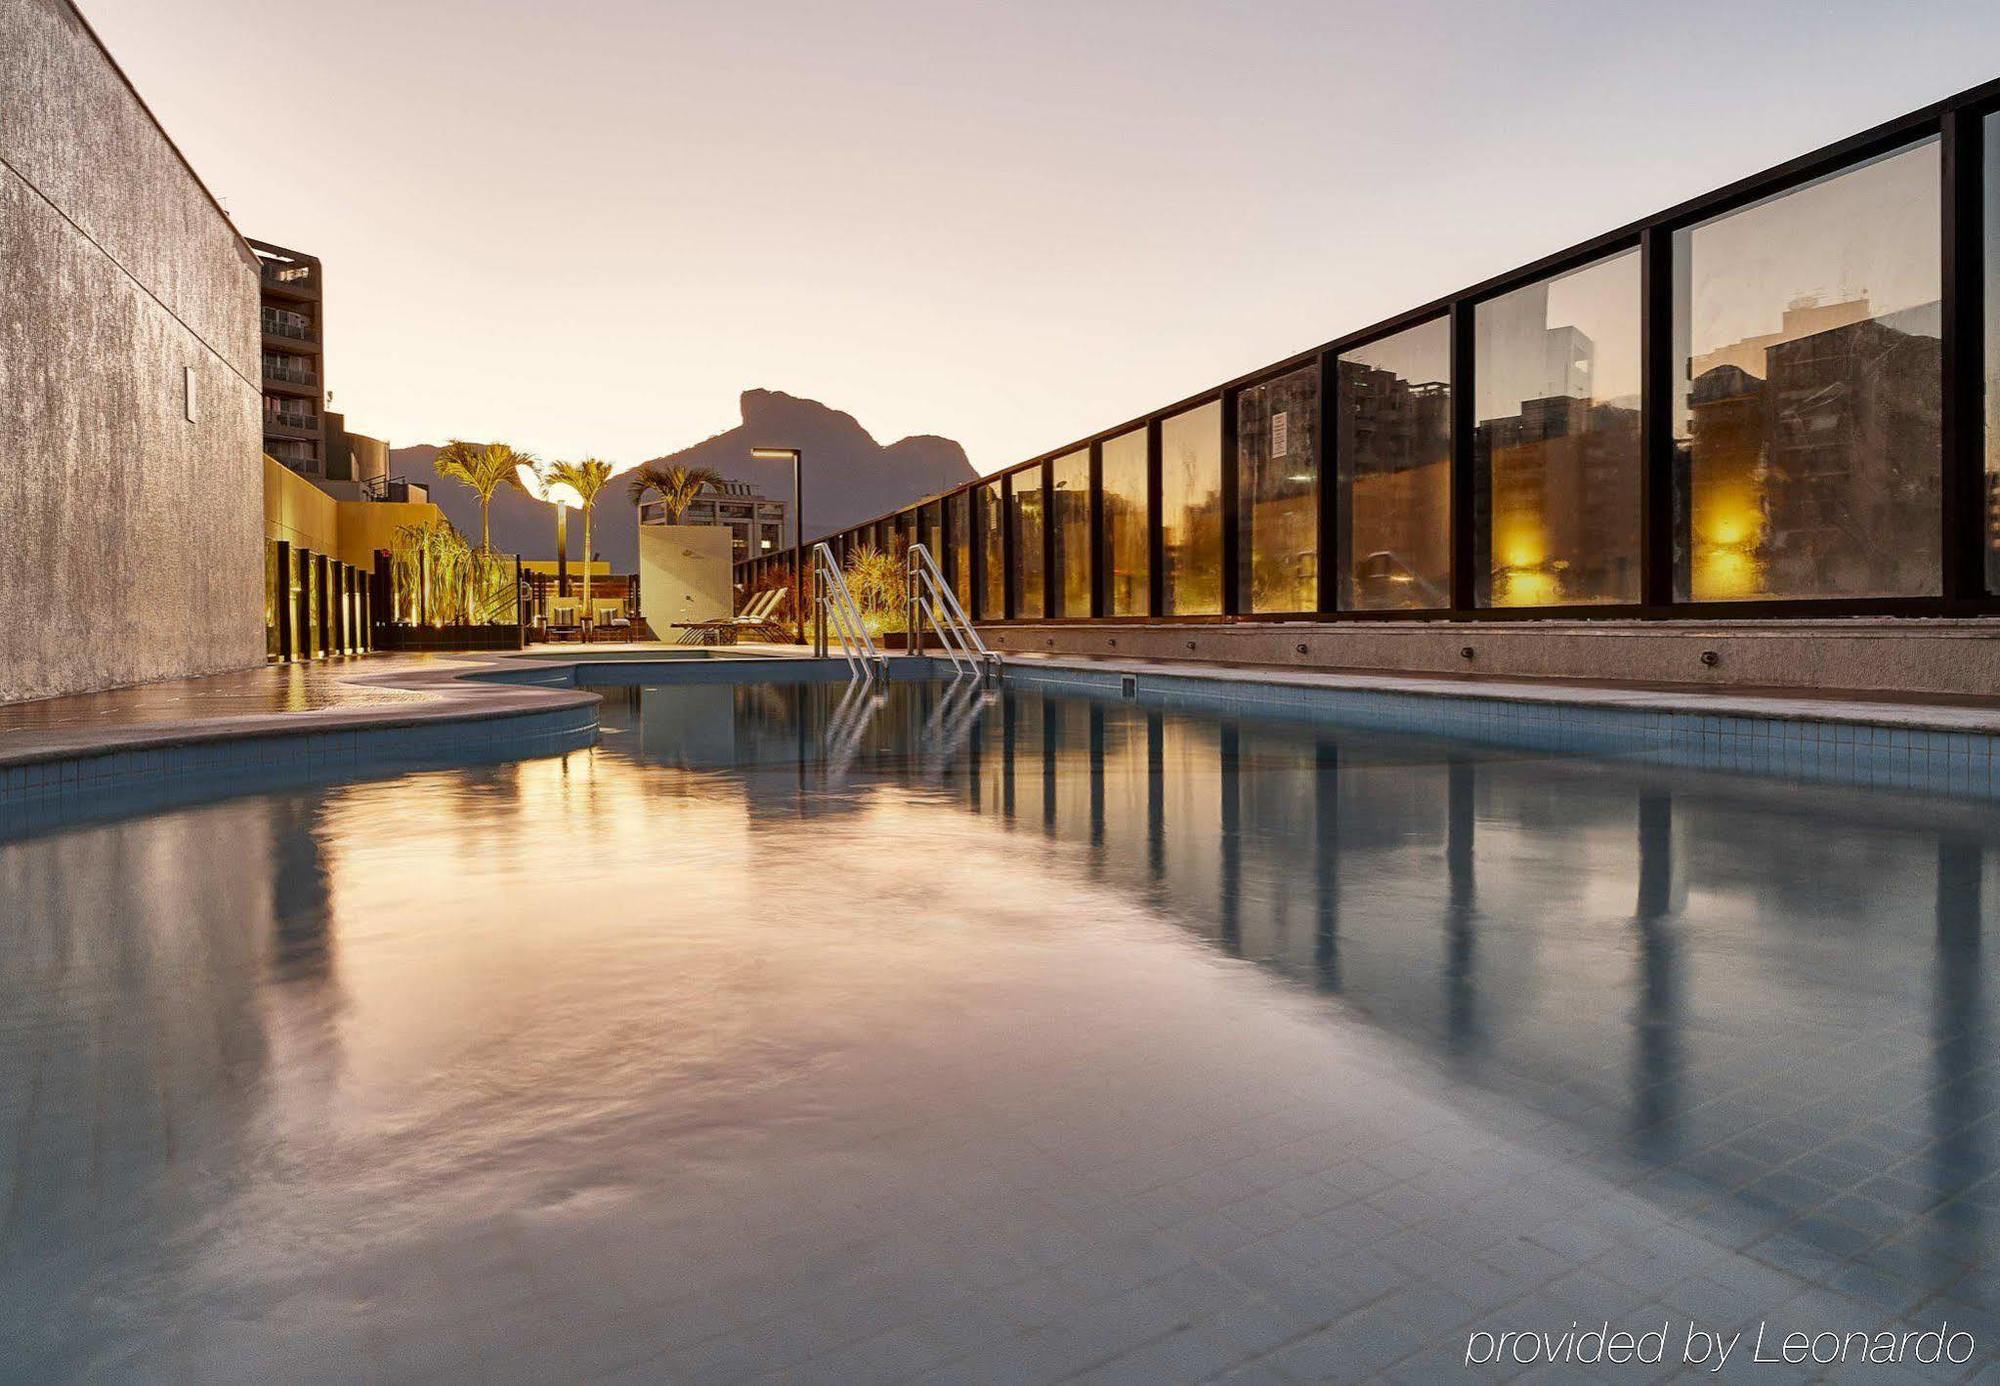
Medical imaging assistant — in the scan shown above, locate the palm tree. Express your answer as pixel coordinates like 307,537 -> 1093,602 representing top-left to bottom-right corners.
434,440 -> 535,553
627,463 -> 724,523
544,457 -> 617,616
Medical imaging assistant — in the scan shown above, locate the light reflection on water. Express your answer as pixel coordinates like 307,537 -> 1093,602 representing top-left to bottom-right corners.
0,678 -> 1995,1378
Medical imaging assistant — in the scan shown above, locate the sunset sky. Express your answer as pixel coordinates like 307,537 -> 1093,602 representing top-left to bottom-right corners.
82,0 -> 2000,474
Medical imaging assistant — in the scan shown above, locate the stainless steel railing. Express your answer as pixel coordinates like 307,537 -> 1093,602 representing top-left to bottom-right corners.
810,542 -> 884,680
904,543 -> 999,679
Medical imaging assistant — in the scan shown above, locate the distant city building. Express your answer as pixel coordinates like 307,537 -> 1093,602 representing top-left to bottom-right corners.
639,481 -> 786,563
251,238 -> 392,499
251,239 -> 325,476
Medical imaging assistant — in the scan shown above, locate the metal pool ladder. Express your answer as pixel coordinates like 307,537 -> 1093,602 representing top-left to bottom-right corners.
811,542 -> 885,681
904,543 -> 1000,679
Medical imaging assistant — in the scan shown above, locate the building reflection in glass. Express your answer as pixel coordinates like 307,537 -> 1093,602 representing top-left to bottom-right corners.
1238,366 -> 1320,613
1099,427 -> 1151,617
1474,250 -> 1642,607
1337,318 -> 1452,610
1674,139 -> 1942,601
1160,402 -> 1225,616
1050,449 -> 1091,619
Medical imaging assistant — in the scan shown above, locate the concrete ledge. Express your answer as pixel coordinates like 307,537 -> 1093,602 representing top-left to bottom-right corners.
978,617 -> 2000,699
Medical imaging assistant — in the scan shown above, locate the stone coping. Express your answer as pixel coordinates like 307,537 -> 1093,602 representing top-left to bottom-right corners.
1000,652 -> 2000,736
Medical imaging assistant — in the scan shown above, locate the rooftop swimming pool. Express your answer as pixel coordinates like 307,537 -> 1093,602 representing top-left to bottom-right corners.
2,670 -> 1995,1382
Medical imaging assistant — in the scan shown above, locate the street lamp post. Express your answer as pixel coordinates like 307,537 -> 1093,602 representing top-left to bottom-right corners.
750,447 -> 807,650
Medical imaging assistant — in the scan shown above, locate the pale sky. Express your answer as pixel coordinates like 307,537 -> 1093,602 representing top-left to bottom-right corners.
81,0 -> 2000,474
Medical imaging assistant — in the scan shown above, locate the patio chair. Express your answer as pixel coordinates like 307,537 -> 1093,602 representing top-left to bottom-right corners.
546,597 -> 584,642
591,600 -> 631,642
672,588 -> 782,645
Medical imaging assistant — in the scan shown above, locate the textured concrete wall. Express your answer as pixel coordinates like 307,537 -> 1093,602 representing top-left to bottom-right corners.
979,618 -> 2000,698
0,0 -> 263,703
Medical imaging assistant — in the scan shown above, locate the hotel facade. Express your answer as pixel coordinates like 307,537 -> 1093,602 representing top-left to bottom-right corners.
743,78 -> 2000,690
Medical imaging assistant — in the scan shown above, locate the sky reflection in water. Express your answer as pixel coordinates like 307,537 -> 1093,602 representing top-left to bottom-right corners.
0,678 -> 1995,1380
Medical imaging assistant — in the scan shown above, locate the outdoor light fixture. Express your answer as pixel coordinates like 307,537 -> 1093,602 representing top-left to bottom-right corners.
517,464 -> 586,596
750,446 -> 805,646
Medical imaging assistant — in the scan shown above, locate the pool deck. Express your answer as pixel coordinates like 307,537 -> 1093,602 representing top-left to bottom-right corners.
5,644 -> 2000,775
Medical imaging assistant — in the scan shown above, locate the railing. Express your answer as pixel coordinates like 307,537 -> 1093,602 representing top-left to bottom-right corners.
811,542 -> 884,680
905,543 -> 999,678
361,475 -> 427,503
262,360 -> 318,385
260,315 -> 315,342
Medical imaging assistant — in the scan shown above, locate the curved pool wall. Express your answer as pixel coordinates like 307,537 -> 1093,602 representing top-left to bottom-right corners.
4,653 -> 2000,820
0,698 -> 599,830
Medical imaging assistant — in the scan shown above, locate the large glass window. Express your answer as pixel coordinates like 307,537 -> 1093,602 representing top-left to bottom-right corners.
920,500 -> 941,559
1050,449 -> 1091,616
1011,471 -> 1045,618
1100,427 -> 1149,614
1475,250 -> 1642,607
1337,319 -> 1452,609
948,489 -> 972,608
1986,114 -> 2000,594
1161,401 -> 1223,615
1674,139 -> 1941,601
979,479 -> 1005,620
1238,366 -> 1319,612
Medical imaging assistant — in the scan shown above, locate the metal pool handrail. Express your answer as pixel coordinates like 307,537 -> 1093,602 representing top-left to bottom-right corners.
905,543 -> 998,678
811,542 -> 884,680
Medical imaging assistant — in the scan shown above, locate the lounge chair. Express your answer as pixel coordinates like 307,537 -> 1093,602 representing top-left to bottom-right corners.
673,588 -> 785,645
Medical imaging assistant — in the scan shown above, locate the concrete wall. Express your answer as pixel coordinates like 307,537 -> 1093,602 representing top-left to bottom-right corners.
639,525 -> 733,636
0,0 -> 264,703
978,618 -> 2000,699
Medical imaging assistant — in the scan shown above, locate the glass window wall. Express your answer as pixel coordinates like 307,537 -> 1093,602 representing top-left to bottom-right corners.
1161,401 -> 1223,615
1985,113 -> 2000,594
1011,472 -> 1045,618
948,489 -> 973,609
979,479 -> 1005,620
1673,139 -> 1941,601
1238,366 -> 1319,612
1100,427 -> 1149,615
1475,250 -> 1643,606
1337,318 -> 1453,610
1050,449 -> 1091,616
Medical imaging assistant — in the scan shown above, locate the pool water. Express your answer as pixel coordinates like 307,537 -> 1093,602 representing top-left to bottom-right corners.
2,676 -> 1996,1382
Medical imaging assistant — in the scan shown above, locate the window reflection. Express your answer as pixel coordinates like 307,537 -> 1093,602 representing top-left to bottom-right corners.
1161,401 -> 1223,615
979,480 -> 1005,620
1475,251 -> 1642,607
948,490 -> 972,609
1985,114 -> 2000,594
1051,449 -> 1090,617
1100,427 -> 1150,615
1337,319 -> 1452,609
1238,366 -> 1319,613
1673,140 -> 1942,601
1011,473 -> 1045,619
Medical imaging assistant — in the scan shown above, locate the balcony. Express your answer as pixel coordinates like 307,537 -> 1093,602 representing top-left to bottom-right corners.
259,262 -> 319,301
262,358 -> 319,387
264,411 -> 321,439
260,313 -> 317,344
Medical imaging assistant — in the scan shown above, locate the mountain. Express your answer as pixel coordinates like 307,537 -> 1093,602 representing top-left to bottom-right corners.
389,389 -> 978,571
